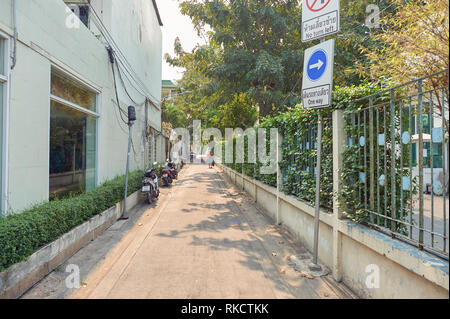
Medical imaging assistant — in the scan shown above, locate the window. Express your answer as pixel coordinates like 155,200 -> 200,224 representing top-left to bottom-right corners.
49,68 -> 98,198
0,35 -> 7,213
51,71 -> 96,111
0,38 -> 5,75
432,143 -> 443,169
64,1 -> 90,28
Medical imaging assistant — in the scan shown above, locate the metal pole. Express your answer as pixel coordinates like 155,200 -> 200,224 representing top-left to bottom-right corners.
121,122 -> 134,220
418,79 -> 424,249
310,113 -> 323,271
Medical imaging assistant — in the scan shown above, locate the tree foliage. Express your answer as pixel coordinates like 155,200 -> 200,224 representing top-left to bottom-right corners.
166,0 -> 403,124
361,0 -> 449,87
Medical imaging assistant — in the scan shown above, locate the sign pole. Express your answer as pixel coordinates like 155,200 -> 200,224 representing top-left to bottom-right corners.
310,112 -> 323,271
120,106 -> 136,220
302,0 -> 339,272
121,122 -> 133,220
309,37 -> 326,272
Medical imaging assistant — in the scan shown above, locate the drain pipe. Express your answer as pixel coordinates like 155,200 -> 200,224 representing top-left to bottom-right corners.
11,0 -> 18,70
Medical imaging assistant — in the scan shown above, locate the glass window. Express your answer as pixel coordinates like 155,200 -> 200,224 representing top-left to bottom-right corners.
49,71 -> 97,199
432,143 -> 443,168
0,82 -> 3,188
64,2 -> 90,28
0,38 -> 4,75
412,143 -> 417,167
49,101 -> 97,198
1,37 -> 5,212
423,142 -> 431,168
51,71 -> 97,112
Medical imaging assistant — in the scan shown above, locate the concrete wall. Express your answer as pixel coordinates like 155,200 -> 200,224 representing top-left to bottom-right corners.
0,0 -> 162,213
221,164 -> 449,298
0,189 -> 143,299
220,109 -> 448,298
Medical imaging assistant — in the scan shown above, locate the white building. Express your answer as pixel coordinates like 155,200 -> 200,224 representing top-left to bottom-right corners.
0,0 -> 166,213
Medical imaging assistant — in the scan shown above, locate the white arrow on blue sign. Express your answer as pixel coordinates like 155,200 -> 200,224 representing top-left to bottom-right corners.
307,49 -> 327,81
302,39 -> 335,108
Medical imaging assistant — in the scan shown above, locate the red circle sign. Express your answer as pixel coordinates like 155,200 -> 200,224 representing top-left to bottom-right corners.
306,0 -> 331,12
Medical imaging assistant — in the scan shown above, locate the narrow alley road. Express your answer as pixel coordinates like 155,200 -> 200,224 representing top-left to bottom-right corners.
66,164 -> 353,299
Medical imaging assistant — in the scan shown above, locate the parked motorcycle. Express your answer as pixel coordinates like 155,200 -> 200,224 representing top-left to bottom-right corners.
167,161 -> 178,180
142,165 -> 160,204
161,167 -> 173,187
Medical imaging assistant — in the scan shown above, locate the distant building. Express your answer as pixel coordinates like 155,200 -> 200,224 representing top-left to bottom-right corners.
0,0 -> 166,213
162,80 -> 178,100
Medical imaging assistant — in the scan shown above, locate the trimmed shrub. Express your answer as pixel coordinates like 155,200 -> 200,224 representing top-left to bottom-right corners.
0,170 -> 143,271
223,83 -> 385,210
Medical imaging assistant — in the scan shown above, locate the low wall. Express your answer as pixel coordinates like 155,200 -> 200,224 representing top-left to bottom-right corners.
0,190 -> 143,299
221,165 -> 449,299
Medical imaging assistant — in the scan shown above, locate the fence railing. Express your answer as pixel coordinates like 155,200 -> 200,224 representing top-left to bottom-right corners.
344,70 -> 449,258
222,70 -> 448,259
281,119 -> 334,211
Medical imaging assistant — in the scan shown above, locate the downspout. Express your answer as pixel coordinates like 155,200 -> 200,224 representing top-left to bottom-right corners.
11,0 -> 17,70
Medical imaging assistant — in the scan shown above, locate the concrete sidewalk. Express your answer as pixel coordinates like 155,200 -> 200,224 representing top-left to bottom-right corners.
30,164 -> 355,299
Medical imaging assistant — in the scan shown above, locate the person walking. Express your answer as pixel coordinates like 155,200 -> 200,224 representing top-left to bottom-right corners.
207,150 -> 214,169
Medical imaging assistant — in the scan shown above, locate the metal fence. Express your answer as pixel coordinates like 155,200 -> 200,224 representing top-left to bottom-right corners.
347,70 -> 449,258
281,118 -> 334,211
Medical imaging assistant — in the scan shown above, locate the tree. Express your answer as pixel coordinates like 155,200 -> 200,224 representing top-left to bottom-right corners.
361,0 -> 449,87
360,0 -> 449,131
177,0 -> 306,117
165,37 -> 258,131
172,0 -> 402,117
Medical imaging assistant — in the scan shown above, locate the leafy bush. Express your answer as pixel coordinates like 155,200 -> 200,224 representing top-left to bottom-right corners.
222,83 -> 387,211
0,170 -> 143,271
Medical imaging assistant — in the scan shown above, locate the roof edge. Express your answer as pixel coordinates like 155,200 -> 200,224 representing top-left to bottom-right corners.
152,0 -> 163,26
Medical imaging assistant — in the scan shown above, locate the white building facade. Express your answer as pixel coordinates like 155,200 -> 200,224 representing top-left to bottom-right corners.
0,0 -> 165,213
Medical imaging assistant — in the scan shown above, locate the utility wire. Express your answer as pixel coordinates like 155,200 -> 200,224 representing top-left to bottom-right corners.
108,47 -> 129,125
87,3 -> 161,106
115,56 -> 161,107
115,59 -> 147,106
88,4 -> 159,162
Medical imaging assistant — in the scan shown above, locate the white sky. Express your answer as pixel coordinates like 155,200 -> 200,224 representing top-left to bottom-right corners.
157,0 -> 205,82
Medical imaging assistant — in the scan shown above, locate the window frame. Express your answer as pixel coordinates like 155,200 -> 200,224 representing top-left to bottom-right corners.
0,30 -> 10,214
64,1 -> 90,29
49,64 -> 100,195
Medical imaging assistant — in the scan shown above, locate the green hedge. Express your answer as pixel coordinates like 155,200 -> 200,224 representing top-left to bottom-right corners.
0,170 -> 144,272
339,85 -> 413,234
222,83 -> 386,211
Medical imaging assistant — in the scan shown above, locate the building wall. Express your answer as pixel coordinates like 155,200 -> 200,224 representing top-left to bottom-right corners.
0,0 -> 162,213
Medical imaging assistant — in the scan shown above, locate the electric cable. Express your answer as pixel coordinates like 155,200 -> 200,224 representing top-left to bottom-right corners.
87,4 -> 164,163
108,46 -> 129,126
115,58 -> 147,106
88,3 -> 161,106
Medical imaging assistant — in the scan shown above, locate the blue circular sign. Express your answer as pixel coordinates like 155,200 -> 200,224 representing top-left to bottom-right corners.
307,49 -> 327,81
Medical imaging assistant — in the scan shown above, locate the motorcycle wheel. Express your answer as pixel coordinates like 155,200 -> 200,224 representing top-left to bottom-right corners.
146,192 -> 152,204
168,176 -> 173,184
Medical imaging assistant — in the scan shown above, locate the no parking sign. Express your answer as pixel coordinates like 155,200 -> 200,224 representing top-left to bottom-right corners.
302,0 -> 340,42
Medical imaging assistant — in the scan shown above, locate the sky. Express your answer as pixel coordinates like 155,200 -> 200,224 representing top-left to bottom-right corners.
157,0 -> 205,82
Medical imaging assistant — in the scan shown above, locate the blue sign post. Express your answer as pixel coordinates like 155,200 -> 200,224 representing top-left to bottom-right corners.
307,50 -> 327,81
301,39 -> 335,274
302,39 -> 334,108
